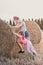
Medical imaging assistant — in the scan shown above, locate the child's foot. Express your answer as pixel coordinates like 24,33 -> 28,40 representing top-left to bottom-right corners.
18,50 -> 24,53
33,52 -> 36,56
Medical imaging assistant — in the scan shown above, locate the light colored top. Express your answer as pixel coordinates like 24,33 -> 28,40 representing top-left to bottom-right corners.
18,20 -> 27,33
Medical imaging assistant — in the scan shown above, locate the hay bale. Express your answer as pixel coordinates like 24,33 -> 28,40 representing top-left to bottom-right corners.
25,21 -> 41,44
0,19 -> 16,57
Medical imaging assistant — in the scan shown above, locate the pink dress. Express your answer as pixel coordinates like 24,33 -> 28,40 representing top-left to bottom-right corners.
18,35 -> 27,45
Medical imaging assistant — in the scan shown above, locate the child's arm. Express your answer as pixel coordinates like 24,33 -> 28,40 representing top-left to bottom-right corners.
13,32 -> 22,38
14,23 -> 22,29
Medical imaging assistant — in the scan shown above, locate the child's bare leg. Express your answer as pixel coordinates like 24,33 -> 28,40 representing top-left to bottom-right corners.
16,41 -> 24,53
17,42 -> 24,51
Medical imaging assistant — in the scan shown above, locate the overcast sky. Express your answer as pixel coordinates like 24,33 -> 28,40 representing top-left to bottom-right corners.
0,0 -> 43,20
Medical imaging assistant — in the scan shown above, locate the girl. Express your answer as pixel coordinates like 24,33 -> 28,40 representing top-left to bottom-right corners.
13,31 -> 37,56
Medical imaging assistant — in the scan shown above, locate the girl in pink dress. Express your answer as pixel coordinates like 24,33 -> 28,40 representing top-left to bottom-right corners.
14,31 -> 37,56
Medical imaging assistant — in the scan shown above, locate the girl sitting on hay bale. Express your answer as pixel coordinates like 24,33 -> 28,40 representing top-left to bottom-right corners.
14,31 -> 37,56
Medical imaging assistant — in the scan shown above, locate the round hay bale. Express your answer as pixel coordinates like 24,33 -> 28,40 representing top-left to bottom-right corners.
0,19 -> 16,57
25,21 -> 41,44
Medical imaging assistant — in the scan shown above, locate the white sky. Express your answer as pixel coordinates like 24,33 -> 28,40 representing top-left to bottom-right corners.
0,0 -> 43,20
